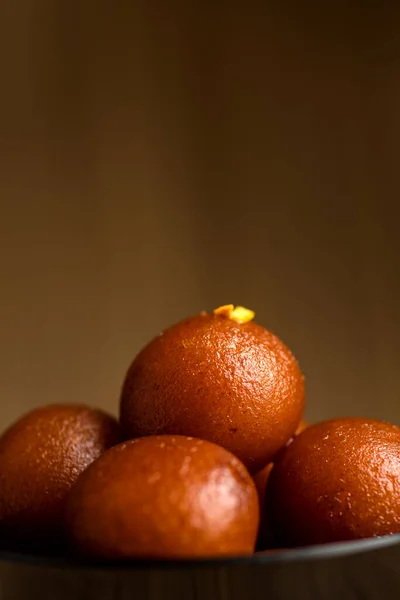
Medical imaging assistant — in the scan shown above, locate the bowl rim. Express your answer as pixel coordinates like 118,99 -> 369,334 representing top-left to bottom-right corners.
1,534 -> 399,572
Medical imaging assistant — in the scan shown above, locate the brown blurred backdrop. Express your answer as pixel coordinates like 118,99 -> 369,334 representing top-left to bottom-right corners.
0,2 -> 399,428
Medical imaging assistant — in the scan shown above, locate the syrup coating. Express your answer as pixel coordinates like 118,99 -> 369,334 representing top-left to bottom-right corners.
266,418 -> 400,547
120,312 -> 305,472
0,404 -> 120,551
66,435 -> 259,559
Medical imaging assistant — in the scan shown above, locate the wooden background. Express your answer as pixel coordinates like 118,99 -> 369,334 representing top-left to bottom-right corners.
0,1 -> 399,428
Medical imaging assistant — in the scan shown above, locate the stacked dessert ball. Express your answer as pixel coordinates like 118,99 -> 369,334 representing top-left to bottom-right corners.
0,305 -> 399,560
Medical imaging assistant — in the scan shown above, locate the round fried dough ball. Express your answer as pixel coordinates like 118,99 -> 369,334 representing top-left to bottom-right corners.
66,435 -> 259,559
0,404 -> 121,552
266,418 -> 400,547
120,306 -> 305,472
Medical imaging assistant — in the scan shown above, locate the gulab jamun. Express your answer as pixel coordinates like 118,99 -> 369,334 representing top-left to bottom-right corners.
66,435 -> 259,559
266,418 -> 400,547
0,404 -> 120,552
120,306 -> 305,472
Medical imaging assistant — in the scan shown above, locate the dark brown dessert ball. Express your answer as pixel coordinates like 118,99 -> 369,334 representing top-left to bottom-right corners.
266,418 -> 400,547
0,404 -> 120,552
120,306 -> 305,472
66,435 -> 259,559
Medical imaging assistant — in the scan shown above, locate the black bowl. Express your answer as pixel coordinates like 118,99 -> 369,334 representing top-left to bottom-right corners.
1,535 -> 400,600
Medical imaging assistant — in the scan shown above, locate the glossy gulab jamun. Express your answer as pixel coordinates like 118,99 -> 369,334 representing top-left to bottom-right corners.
66,435 -> 259,559
266,418 -> 400,547
120,306 -> 305,472
0,404 -> 120,552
